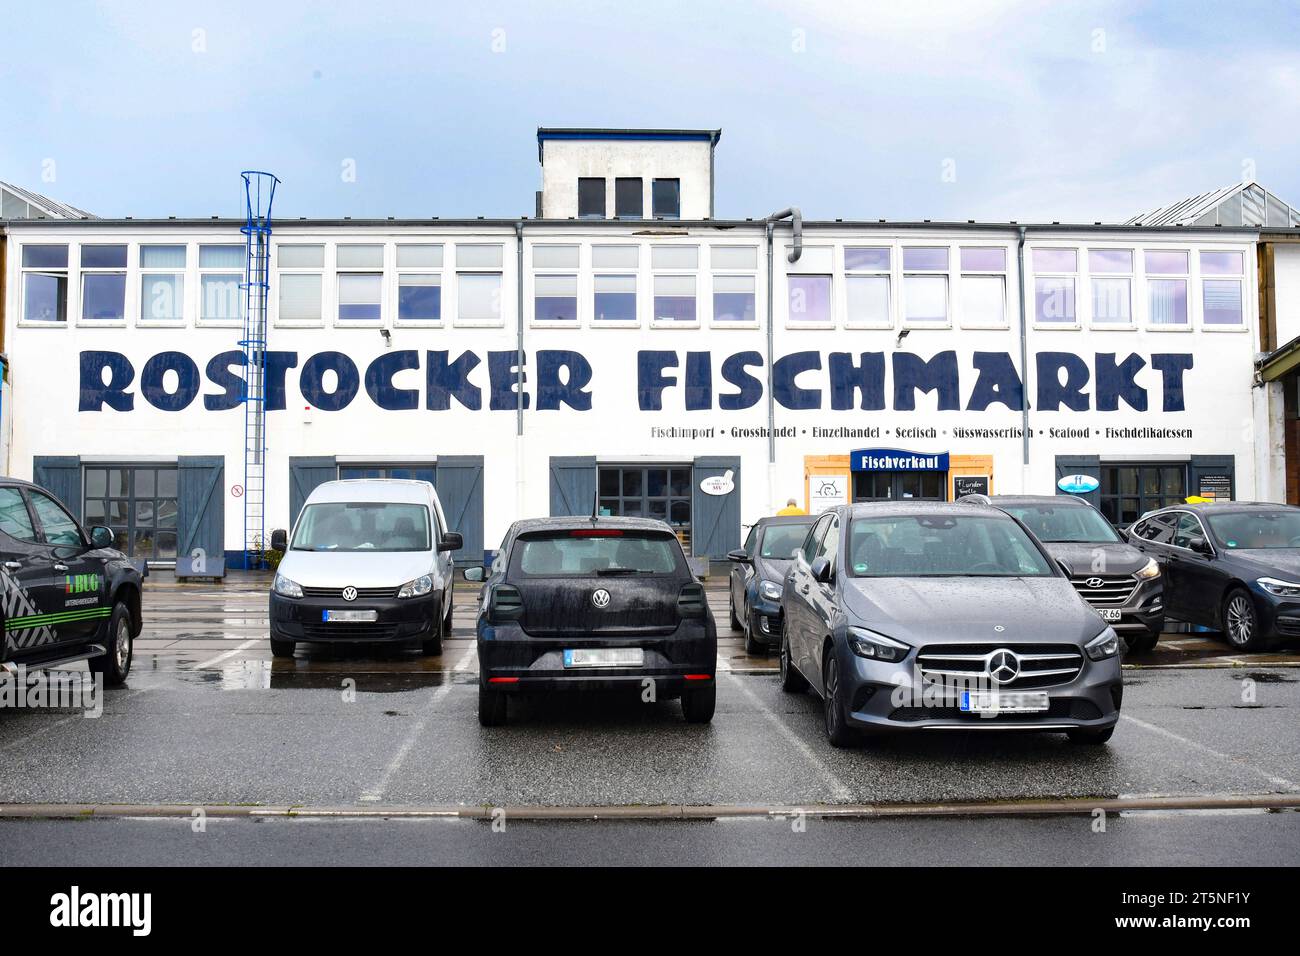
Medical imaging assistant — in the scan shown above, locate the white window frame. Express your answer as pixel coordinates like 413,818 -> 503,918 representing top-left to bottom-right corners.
708,245 -> 759,329
196,242 -> 245,329
453,242 -> 505,328
1142,247 -> 1191,331
273,242 -> 326,328
392,242 -> 444,328
1030,245 -> 1079,329
18,242 -> 72,327
1085,246 -> 1135,329
77,242 -> 130,328
137,242 -> 189,328
650,243 -> 700,328
956,245 -> 1009,330
591,244 -> 641,328
1197,247 -> 1248,332
901,245 -> 951,328
785,244 -> 835,330
529,243 -> 581,328
843,244 -> 893,330
334,243 -> 385,327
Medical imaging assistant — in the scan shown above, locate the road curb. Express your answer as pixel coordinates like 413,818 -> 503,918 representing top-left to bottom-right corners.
3,793 -> 1299,821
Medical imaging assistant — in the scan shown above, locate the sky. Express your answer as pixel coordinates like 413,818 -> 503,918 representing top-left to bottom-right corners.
2,0 -> 1299,223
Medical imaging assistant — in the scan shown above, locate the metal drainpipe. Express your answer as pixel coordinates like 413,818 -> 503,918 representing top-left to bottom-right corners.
1016,226 -> 1030,472
764,207 -> 802,467
515,221 -> 525,436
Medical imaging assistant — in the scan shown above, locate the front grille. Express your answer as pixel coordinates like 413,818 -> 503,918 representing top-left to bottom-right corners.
301,586 -> 398,600
300,623 -> 400,641
1070,574 -> 1137,608
917,643 -> 1085,690
890,699 -> 1102,723
1276,615 -> 1300,637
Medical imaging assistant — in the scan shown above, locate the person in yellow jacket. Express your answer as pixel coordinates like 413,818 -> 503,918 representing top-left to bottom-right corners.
776,497 -> 807,516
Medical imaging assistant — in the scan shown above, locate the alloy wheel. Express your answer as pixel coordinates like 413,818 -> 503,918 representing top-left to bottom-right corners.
115,615 -> 131,672
1225,594 -> 1255,647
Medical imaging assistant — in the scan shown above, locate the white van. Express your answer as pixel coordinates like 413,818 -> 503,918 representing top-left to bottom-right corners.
268,479 -> 462,657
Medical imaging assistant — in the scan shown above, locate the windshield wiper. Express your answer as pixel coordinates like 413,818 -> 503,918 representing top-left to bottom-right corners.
596,567 -> 642,576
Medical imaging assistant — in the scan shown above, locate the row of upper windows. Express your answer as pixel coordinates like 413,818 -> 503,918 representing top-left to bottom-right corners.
13,239 -> 1251,331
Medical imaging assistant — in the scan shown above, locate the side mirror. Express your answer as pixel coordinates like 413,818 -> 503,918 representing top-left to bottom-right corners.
810,556 -> 833,584
89,525 -> 115,549
270,529 -> 288,552
726,548 -> 752,564
463,565 -> 485,582
1189,535 -> 1213,556
438,531 -> 464,553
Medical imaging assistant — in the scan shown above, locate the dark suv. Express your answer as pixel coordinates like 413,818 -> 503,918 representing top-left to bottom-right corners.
0,477 -> 144,686
467,516 -> 717,726
960,494 -> 1164,652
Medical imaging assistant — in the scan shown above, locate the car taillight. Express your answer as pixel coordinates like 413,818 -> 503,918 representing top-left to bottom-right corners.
488,584 -> 524,623
677,582 -> 707,618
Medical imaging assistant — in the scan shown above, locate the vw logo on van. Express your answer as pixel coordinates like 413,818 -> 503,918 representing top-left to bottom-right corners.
591,589 -> 611,609
341,586 -> 358,602
987,649 -> 1021,684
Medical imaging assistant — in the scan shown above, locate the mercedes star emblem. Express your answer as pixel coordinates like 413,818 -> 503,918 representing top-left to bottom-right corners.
341,586 -> 358,602
591,588 -> 611,609
988,649 -> 1021,684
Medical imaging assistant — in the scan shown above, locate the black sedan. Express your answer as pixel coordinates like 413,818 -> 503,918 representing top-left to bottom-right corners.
1127,502 -> 1300,649
726,515 -> 816,654
467,516 -> 717,726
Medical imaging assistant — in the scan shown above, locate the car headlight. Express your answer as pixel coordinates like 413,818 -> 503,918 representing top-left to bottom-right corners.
273,573 -> 303,599
847,626 -> 910,662
759,579 -> 783,602
1258,577 -> 1300,597
398,574 -> 435,598
1135,558 -> 1161,580
1085,626 -> 1121,661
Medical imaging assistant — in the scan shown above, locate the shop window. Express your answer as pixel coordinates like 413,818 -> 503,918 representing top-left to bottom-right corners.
199,244 -> 244,324
652,178 -> 680,219
1099,464 -> 1187,526
83,465 -> 179,561
1088,248 -> 1133,325
396,244 -> 443,324
339,464 -> 435,483
903,246 -> 949,324
1144,249 -> 1189,327
958,246 -> 1006,327
276,244 -> 324,323
21,244 -> 69,323
599,465 -> 693,551
1033,247 -> 1076,324
80,244 -> 128,322
845,246 -> 891,328
139,245 -> 187,323
578,178 -> 605,219
615,178 -> 643,219
1200,250 -> 1244,326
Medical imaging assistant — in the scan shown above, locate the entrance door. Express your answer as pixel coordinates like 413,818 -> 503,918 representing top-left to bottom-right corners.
853,471 -> 947,502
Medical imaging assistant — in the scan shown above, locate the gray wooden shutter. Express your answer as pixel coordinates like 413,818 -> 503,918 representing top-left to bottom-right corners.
178,456 -> 225,560
691,456 -> 741,559
33,456 -> 82,521
549,456 -> 597,516
1054,455 -> 1102,508
288,456 -> 337,529
434,456 -> 483,562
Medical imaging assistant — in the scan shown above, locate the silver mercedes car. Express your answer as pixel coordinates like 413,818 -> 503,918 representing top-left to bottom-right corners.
780,501 -> 1122,747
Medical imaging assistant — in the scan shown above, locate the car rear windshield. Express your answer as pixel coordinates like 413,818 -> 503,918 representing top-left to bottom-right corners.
999,503 -> 1120,543
760,522 -> 815,559
292,502 -> 431,552
848,514 -> 1054,577
512,531 -> 682,576
1206,511 -> 1300,550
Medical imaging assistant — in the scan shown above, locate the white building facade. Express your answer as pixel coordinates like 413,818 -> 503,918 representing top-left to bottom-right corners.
0,131 -> 1277,567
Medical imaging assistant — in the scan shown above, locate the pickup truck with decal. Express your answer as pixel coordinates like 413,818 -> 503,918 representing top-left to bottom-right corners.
0,477 -> 144,685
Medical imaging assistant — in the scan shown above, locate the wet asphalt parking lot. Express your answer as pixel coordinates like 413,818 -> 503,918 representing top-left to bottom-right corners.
3,571 -> 1300,864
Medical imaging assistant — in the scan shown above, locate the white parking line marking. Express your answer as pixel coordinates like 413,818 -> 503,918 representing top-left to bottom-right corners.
725,673 -> 853,803
188,639 -> 260,670
1120,713 -> 1299,791
360,647 -> 477,802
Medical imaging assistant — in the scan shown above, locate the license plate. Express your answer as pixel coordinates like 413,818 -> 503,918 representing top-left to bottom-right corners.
322,609 -> 378,623
960,691 -> 1049,714
563,648 -> 645,668
1098,608 -> 1122,623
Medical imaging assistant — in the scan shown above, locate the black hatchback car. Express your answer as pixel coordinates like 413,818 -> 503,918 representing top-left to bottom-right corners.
0,477 -> 144,685
467,516 -> 717,726
1127,502 -> 1300,649
726,514 -> 816,654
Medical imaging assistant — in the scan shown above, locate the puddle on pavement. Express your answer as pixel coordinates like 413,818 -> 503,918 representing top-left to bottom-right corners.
1238,671 -> 1297,683
175,657 -> 475,692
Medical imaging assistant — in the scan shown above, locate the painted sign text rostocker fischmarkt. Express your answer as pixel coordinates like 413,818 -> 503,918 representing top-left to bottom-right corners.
78,347 -> 1194,414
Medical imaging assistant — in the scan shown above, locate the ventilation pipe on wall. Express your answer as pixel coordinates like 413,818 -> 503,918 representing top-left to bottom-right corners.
765,207 -> 802,511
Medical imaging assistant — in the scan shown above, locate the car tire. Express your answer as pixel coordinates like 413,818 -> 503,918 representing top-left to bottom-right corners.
1125,628 -> 1159,654
743,616 -> 766,656
87,601 -> 132,687
478,683 -> 508,726
269,637 -> 296,659
421,606 -> 444,657
779,628 -> 807,693
822,650 -> 856,748
1222,588 -> 1265,650
1067,726 -> 1115,745
728,592 -> 743,632
443,590 -> 454,635
681,682 -> 716,723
